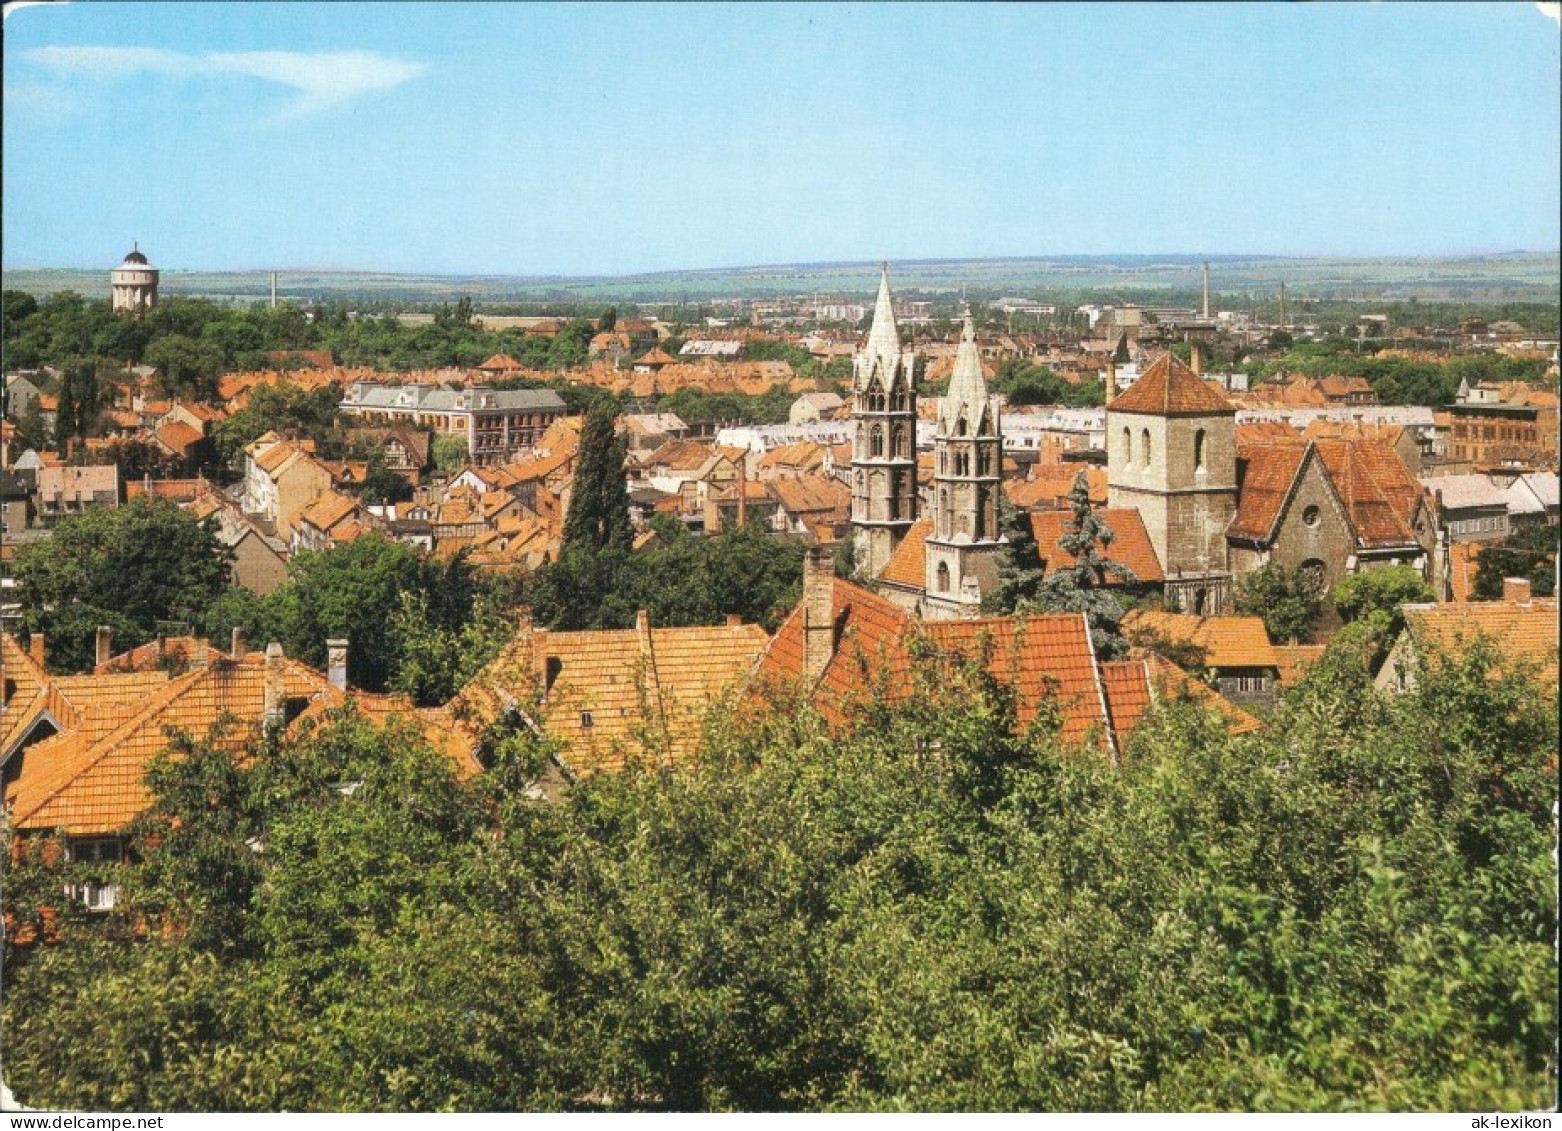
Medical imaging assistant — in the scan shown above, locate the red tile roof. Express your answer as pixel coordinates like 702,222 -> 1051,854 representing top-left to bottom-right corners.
449,614 -> 770,775
1228,444 -> 1308,543
1401,599 -> 1558,688
1008,465 -> 1108,510
879,519 -> 932,589
756,578 -> 1115,750
1108,352 -> 1236,416
1032,508 -> 1164,584
1311,438 -> 1425,548
1122,609 -> 1279,669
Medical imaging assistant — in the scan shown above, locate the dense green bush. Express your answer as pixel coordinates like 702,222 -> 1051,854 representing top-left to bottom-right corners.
3,625 -> 1554,1111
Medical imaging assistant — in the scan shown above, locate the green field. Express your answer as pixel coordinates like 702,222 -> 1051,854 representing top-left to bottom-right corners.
5,251 -> 1558,307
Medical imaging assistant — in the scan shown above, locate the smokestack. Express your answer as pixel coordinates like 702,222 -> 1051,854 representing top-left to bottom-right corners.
263,642 -> 286,731
95,625 -> 114,670
1202,261 -> 1210,320
326,638 -> 349,691
1279,281 -> 1288,330
801,547 -> 836,686
28,634 -> 44,667
271,272 -> 278,309
231,626 -> 247,659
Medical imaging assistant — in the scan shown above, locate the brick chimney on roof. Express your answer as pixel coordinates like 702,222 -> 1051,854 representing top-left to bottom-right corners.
1502,577 -> 1532,602
801,547 -> 836,686
263,642 -> 286,731
231,627 -> 247,659
326,638 -> 349,691
28,634 -> 44,667
95,625 -> 114,670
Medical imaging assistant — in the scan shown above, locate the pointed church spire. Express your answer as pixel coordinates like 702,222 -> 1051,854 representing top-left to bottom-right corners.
865,262 -> 901,361
939,304 -> 990,429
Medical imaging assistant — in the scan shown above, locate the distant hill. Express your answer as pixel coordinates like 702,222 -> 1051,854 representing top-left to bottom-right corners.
4,252 -> 1557,306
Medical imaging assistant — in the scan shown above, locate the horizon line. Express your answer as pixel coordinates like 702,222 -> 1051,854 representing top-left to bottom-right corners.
5,248 -> 1561,283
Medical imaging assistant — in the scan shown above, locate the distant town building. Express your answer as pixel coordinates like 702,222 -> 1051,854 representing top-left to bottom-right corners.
340,382 -> 568,465
111,245 -> 159,314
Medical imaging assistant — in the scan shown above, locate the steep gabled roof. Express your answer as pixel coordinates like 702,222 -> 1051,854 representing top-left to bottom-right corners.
1032,507 -> 1164,584
755,578 -> 1115,750
879,518 -> 933,590
1312,438 -> 1425,548
1108,352 -> 1235,416
1228,444 -> 1309,543
449,615 -> 770,776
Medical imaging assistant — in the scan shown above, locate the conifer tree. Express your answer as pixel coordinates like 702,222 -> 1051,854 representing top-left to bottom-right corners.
561,395 -> 632,554
1015,470 -> 1134,659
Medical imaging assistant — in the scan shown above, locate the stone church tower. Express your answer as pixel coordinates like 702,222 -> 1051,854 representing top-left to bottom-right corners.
924,307 -> 1005,619
111,245 -> 159,315
1106,351 -> 1237,613
851,265 -> 919,578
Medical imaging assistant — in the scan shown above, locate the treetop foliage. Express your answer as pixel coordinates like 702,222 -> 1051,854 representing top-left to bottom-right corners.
2,619 -> 1553,1112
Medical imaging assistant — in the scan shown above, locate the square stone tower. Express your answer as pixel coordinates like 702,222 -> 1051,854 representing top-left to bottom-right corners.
1106,352 -> 1237,613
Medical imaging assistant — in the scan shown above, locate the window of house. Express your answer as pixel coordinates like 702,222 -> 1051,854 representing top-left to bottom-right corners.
1194,428 -> 1206,474
936,561 -> 951,592
580,711 -> 594,729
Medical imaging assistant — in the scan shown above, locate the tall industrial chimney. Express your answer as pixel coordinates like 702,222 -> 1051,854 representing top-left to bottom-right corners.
1279,281 -> 1288,330
270,272 -> 278,309
1201,262 -> 1211,320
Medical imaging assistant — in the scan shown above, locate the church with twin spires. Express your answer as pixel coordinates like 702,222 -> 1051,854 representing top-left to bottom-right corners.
851,266 -> 1007,620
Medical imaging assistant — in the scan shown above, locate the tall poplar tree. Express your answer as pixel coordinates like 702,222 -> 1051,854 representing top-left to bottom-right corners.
561,395 -> 632,554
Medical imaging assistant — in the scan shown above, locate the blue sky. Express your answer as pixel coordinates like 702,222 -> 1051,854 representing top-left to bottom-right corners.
3,1 -> 1559,275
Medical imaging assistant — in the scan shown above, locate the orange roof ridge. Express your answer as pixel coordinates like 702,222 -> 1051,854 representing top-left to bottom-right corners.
1108,352 -> 1235,416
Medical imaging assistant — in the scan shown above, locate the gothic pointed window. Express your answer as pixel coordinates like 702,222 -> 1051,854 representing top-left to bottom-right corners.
890,423 -> 903,456
1142,428 -> 1152,469
871,424 -> 885,458
955,415 -> 967,437
1122,426 -> 1132,466
936,561 -> 951,592
1194,428 -> 1206,474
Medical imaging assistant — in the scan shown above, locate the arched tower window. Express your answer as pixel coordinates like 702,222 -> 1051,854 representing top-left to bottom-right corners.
1141,428 -> 1152,469
1194,428 -> 1206,474
955,415 -> 967,437
870,424 -> 885,458
1121,426 -> 1132,467
890,423 -> 903,456
935,561 -> 951,592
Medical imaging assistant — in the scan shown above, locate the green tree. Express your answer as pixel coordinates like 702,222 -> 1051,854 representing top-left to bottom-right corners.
982,495 -> 1045,614
1473,524 -> 1558,600
266,535 -> 482,691
1012,471 -> 1132,659
389,590 -> 511,706
145,334 -> 225,400
1232,562 -> 1326,644
429,432 -> 469,474
13,498 -> 231,671
1332,564 -> 1435,640
561,396 -> 632,554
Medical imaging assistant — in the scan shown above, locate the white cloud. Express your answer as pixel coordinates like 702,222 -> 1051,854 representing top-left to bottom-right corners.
24,44 -> 428,119
1538,3 -> 1561,26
